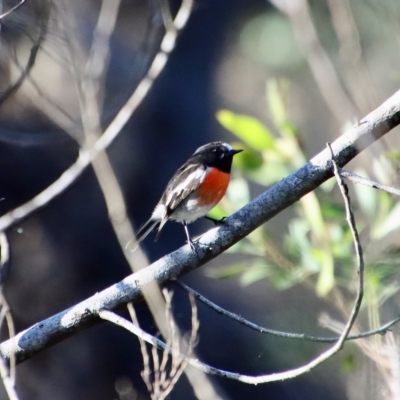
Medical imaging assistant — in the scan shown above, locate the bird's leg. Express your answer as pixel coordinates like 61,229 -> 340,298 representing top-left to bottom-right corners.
183,222 -> 197,254
204,215 -> 227,226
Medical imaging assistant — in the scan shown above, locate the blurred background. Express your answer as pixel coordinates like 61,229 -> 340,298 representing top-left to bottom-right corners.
0,0 -> 400,399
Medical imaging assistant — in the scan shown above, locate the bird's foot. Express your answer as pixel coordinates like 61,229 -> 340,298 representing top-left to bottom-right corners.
204,216 -> 227,226
188,237 -> 213,255
188,239 -> 199,255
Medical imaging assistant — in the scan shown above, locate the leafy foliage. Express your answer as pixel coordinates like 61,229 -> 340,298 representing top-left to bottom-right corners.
214,79 -> 400,309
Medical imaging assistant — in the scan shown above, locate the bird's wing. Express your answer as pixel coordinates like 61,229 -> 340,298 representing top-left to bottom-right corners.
160,162 -> 207,214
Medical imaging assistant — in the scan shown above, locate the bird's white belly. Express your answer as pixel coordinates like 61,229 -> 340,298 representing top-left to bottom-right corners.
171,197 -> 215,223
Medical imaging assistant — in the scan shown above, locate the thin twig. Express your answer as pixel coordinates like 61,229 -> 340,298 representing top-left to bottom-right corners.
0,355 -> 19,400
0,0 -> 25,20
327,141 -> 364,339
128,304 -> 153,394
126,292 -> 199,400
175,282 -> 400,343
0,232 -> 18,400
0,232 -> 10,284
0,292 -> 16,385
0,3 -> 49,106
340,169 -> 400,196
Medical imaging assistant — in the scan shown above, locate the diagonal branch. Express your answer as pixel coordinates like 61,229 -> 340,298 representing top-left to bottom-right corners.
340,169 -> 400,196
1,88 -> 400,364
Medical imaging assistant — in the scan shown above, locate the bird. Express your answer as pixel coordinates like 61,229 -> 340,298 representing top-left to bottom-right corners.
132,141 -> 242,251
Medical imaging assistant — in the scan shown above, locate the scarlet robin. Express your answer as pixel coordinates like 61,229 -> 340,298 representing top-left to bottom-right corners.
133,141 -> 242,251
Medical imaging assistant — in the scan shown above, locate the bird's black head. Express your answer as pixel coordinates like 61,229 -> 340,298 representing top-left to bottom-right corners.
191,141 -> 243,173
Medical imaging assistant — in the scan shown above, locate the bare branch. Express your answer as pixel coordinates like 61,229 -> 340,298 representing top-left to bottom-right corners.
327,142 -> 364,301
0,233 -> 10,284
340,169 -> 400,196
0,354 -> 19,400
125,293 -> 199,400
175,281 -> 400,343
0,232 -> 18,400
128,304 -> 153,394
0,0 -> 25,20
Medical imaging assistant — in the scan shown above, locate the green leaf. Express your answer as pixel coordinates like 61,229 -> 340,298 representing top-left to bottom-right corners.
267,79 -> 287,128
233,147 -> 264,172
240,261 -> 272,286
270,270 -> 298,290
246,159 -> 290,186
341,353 -> 357,372
321,203 -> 345,220
206,204 -> 226,220
216,110 -> 275,151
205,263 -> 247,279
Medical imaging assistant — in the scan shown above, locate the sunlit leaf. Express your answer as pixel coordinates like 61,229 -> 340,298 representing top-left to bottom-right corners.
270,269 -> 297,290
233,146 -> 264,171
206,204 -> 226,220
300,192 -> 325,239
240,261 -> 271,286
205,263 -> 247,279
316,251 -> 335,297
341,353 -> 357,372
321,203 -> 346,220
246,159 -> 290,186
217,110 -> 275,151
267,79 -> 288,128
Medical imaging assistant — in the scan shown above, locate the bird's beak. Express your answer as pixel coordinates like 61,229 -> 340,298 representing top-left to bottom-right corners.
230,148 -> 243,155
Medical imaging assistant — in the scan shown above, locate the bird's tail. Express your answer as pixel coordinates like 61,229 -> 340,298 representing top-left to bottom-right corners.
127,218 -> 160,252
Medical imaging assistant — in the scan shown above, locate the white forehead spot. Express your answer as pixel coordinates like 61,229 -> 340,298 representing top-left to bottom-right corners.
223,143 -> 233,151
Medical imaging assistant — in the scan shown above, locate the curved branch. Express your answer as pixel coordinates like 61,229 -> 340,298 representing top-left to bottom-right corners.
175,282 -> 400,343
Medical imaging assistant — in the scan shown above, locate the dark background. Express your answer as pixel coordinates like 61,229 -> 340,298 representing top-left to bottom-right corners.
0,0 -> 399,399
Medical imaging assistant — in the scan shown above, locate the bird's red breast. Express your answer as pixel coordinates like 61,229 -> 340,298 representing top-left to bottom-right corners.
196,167 -> 230,206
